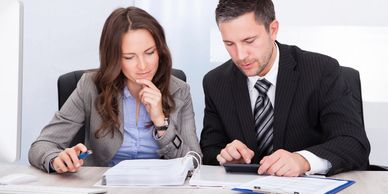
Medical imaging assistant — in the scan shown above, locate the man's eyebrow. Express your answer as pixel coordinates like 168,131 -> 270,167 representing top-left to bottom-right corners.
242,35 -> 257,41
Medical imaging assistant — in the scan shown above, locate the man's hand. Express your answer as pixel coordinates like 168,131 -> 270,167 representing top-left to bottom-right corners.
217,140 -> 254,165
258,149 -> 310,177
52,143 -> 87,173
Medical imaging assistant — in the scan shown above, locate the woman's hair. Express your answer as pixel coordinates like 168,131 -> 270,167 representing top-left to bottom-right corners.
94,6 -> 174,138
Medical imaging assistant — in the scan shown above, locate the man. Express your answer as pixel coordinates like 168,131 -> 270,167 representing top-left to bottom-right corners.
200,0 -> 370,176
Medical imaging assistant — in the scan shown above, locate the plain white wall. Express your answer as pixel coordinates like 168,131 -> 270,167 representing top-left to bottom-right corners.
19,0 -> 388,166
20,0 -> 134,163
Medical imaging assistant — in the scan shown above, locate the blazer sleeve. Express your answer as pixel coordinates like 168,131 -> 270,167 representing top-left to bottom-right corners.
306,62 -> 370,175
155,84 -> 202,159
200,74 -> 230,165
28,74 -> 89,172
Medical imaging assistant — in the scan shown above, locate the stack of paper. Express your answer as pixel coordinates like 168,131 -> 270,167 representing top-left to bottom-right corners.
102,156 -> 195,186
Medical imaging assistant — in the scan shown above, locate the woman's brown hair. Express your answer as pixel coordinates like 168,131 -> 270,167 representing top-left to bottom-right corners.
94,6 -> 174,138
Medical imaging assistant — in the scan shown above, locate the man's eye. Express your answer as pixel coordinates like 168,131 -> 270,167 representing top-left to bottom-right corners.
246,39 -> 254,44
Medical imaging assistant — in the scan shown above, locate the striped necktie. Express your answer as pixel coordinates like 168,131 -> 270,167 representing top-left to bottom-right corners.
254,78 -> 274,158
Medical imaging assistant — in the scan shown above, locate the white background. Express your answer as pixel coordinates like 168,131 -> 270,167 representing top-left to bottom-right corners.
16,0 -> 388,166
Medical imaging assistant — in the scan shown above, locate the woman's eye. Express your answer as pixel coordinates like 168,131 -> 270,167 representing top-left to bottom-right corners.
146,50 -> 155,55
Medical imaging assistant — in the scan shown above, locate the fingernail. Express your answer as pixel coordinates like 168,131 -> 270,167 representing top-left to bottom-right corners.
75,163 -> 80,167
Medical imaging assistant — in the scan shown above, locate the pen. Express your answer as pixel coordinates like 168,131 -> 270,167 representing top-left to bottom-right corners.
253,186 -> 299,194
78,150 -> 93,160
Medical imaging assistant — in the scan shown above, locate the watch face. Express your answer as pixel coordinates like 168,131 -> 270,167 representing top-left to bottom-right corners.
155,118 -> 169,131
156,126 -> 168,131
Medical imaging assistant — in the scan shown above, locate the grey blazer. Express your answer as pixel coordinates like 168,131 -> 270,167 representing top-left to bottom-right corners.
29,72 -> 202,172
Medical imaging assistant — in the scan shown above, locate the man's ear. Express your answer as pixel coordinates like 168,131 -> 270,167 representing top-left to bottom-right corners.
269,20 -> 279,41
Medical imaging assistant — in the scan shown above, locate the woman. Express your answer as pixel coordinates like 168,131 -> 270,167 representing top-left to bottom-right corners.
29,6 -> 201,173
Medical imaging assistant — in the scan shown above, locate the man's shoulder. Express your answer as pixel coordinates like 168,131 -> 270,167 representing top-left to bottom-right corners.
278,42 -> 340,75
279,42 -> 338,67
204,59 -> 235,83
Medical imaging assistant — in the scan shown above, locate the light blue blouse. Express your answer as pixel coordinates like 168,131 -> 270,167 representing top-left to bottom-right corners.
109,87 -> 159,166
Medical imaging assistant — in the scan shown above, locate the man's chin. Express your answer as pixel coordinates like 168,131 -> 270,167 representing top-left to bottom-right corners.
240,69 -> 259,77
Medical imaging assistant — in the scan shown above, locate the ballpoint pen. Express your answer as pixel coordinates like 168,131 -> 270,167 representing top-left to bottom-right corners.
252,186 -> 299,194
78,150 -> 93,160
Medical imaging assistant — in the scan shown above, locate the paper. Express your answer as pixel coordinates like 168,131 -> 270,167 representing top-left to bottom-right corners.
102,155 -> 196,186
234,176 -> 354,194
189,165 -> 261,188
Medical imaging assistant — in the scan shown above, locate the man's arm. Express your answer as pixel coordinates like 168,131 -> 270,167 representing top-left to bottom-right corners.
306,60 -> 370,175
200,75 -> 230,165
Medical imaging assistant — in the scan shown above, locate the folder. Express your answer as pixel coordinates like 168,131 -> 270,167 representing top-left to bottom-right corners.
232,176 -> 355,194
101,151 -> 200,186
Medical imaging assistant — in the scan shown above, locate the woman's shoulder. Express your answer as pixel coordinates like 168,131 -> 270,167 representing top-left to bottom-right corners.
76,71 -> 98,92
169,75 -> 190,97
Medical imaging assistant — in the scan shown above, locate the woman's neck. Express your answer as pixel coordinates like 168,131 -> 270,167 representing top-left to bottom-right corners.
127,81 -> 142,100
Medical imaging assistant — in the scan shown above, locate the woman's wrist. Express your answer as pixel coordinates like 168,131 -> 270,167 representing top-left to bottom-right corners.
156,130 -> 166,138
153,115 -> 166,127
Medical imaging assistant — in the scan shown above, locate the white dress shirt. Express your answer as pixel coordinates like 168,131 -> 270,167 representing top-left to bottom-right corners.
247,43 -> 332,175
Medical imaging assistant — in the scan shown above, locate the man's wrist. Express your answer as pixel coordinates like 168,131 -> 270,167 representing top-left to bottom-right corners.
297,150 -> 331,175
296,153 -> 311,173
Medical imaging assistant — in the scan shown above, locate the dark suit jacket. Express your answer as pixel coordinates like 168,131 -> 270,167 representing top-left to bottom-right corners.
200,42 -> 370,175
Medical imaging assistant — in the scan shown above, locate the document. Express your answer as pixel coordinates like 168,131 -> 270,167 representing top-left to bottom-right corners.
101,152 -> 200,186
233,176 -> 354,194
189,165 -> 259,188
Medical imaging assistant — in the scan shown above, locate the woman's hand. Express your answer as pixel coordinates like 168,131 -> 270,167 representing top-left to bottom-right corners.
137,79 -> 166,126
52,143 -> 87,173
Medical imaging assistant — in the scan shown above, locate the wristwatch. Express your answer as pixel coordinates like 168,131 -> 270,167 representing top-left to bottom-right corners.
155,117 -> 169,131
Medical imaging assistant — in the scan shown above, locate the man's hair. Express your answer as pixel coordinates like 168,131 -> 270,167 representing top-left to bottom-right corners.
215,0 -> 276,31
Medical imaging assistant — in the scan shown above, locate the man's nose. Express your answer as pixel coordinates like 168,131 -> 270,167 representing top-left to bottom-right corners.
236,45 -> 248,62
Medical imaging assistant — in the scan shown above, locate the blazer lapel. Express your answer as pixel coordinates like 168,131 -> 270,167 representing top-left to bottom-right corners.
117,93 -> 124,136
231,65 -> 258,157
273,43 -> 299,149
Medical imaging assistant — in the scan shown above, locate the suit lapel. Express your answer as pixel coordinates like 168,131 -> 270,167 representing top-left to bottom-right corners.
231,65 -> 258,158
273,43 -> 299,149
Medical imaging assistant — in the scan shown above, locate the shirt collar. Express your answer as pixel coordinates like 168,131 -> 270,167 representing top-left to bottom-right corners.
248,42 -> 279,91
123,86 -> 134,99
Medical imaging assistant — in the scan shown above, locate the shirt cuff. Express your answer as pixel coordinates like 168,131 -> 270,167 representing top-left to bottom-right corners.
297,150 -> 332,175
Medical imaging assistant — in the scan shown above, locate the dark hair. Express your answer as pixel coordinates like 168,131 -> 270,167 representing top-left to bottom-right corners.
215,0 -> 276,31
94,6 -> 174,138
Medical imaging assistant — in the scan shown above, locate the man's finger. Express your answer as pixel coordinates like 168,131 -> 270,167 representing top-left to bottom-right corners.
220,149 -> 234,161
237,146 -> 254,163
217,154 -> 226,165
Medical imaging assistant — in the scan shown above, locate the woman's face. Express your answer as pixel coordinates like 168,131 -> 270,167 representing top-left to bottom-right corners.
121,29 -> 159,85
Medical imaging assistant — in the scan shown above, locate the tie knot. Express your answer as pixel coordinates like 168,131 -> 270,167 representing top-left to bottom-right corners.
254,78 -> 271,94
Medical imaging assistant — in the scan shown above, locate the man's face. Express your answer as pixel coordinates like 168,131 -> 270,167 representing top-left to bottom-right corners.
219,12 -> 278,77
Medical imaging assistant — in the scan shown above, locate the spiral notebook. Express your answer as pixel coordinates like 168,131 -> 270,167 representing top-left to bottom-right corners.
101,151 -> 201,186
